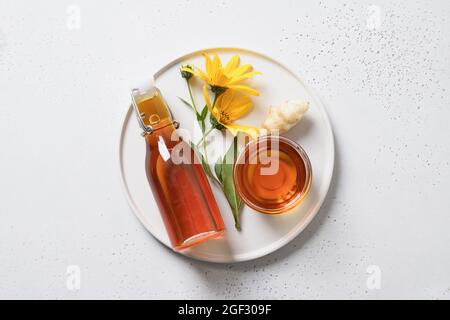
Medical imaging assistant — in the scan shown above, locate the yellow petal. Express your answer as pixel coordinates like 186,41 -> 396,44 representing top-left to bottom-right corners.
213,53 -> 222,70
224,123 -> 260,140
211,53 -> 223,84
226,98 -> 253,120
194,65 -> 209,82
224,55 -> 240,74
228,85 -> 260,96
218,90 -> 235,111
216,73 -> 230,87
229,64 -> 252,77
220,93 -> 252,116
226,71 -> 261,86
202,52 -> 213,77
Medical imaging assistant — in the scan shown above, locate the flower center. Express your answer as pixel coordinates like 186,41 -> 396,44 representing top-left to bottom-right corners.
220,110 -> 230,123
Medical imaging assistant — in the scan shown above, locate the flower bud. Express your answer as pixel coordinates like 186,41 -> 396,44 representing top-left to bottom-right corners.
180,64 -> 194,80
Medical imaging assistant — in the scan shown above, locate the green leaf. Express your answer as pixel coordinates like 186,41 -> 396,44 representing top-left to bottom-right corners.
178,96 -> 194,110
200,119 -> 206,133
221,136 -> 243,230
196,106 -> 208,132
200,105 -> 208,120
214,156 -> 223,184
196,108 -> 207,134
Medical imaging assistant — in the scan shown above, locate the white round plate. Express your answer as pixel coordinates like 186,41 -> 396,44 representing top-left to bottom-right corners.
119,48 -> 334,263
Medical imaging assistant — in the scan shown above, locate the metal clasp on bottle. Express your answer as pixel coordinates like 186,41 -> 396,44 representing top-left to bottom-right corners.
130,89 -> 179,137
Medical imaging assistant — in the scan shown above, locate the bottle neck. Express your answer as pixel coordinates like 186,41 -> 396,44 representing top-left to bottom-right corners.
144,123 -> 178,145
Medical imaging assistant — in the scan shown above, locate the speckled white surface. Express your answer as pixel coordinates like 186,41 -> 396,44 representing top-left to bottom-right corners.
0,0 -> 449,299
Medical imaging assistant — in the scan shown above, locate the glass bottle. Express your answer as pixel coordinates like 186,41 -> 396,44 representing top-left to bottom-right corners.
131,86 -> 225,251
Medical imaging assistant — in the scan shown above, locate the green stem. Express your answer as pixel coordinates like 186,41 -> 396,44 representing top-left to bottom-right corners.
184,78 -> 209,163
202,129 -> 209,165
186,79 -> 199,116
196,126 -> 214,147
201,92 -> 220,164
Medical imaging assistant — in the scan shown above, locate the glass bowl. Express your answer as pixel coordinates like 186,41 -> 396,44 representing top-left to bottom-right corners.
233,135 -> 312,214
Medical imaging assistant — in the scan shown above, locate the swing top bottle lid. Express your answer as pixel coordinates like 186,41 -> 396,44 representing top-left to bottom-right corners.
131,78 -> 177,136
131,76 -> 157,95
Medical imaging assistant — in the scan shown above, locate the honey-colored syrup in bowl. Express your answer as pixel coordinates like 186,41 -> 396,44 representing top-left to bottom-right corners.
233,136 -> 312,214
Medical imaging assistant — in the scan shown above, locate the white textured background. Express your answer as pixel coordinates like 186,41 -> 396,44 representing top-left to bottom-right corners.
1,0 -> 449,299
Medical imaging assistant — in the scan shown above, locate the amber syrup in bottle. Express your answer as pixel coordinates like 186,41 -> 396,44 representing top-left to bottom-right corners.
133,88 -> 224,250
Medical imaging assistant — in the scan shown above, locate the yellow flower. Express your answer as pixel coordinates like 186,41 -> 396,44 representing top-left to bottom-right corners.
195,53 -> 261,96
203,85 -> 259,139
